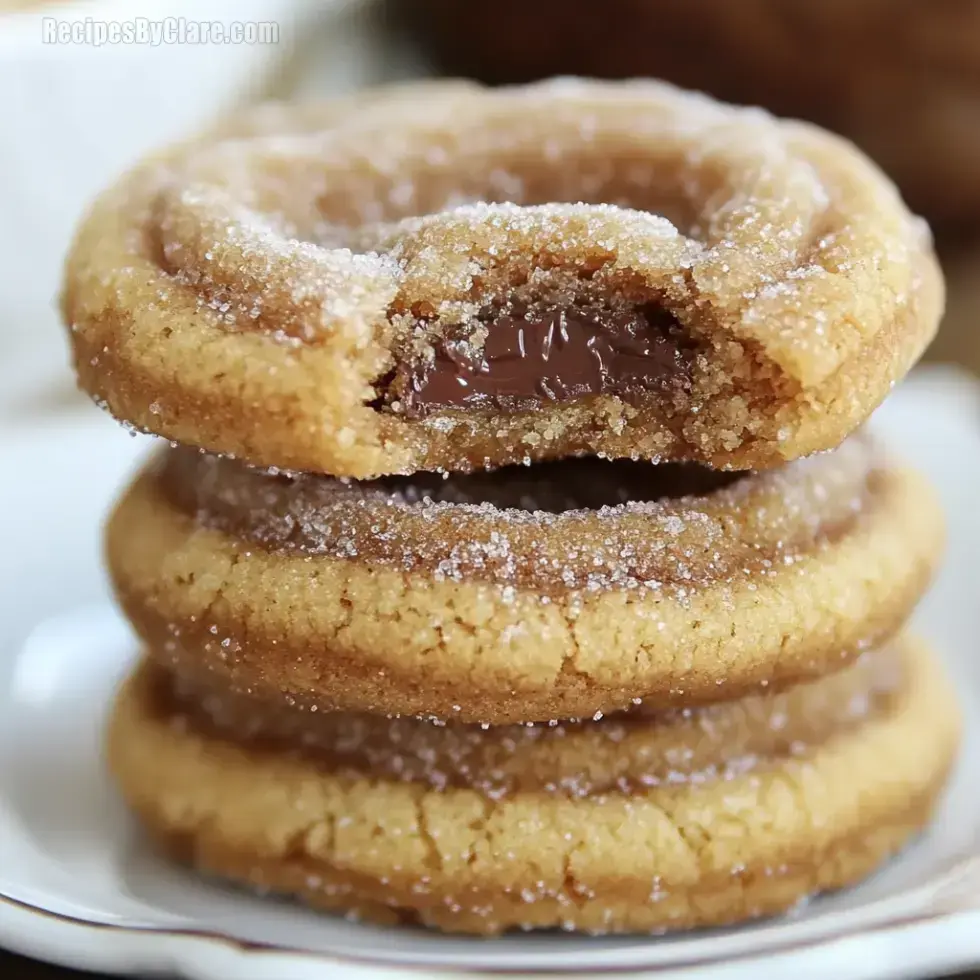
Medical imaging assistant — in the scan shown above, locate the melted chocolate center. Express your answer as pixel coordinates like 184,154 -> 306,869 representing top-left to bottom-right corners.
393,302 -> 693,418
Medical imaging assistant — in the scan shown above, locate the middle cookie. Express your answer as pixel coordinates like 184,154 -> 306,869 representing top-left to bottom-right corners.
108,433 -> 941,724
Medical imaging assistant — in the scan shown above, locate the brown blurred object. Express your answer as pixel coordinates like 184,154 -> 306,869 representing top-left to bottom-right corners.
396,0 -> 980,232
927,244 -> 980,375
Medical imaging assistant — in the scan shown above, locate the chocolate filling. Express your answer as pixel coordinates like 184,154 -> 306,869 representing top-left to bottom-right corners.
390,302 -> 693,418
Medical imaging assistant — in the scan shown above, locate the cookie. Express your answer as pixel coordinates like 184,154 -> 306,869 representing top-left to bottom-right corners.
400,0 -> 980,230
106,433 -> 943,723
107,635 -> 960,935
64,79 -> 942,478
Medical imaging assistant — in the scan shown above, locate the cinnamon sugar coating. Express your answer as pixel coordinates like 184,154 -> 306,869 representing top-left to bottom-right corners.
64,80 -> 942,477
108,636 -> 960,935
106,435 -> 944,723
151,647 -> 904,798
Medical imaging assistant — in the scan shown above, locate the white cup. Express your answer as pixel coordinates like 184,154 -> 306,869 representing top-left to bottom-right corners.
0,0 -> 324,364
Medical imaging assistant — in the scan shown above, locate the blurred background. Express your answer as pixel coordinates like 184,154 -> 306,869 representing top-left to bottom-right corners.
2,0 -> 979,419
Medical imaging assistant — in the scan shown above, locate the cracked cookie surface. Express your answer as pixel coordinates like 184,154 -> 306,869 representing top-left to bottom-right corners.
106,433 -> 943,723
107,635 -> 959,935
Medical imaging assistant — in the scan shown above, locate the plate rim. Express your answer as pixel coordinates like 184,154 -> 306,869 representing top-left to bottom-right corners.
3,865 -> 980,979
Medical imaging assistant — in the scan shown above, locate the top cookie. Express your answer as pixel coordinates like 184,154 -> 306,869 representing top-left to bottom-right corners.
64,79 -> 942,477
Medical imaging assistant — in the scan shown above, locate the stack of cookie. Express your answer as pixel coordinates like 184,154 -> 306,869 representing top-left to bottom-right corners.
63,80 -> 959,935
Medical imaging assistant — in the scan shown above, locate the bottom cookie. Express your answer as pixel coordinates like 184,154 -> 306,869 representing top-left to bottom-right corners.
107,636 -> 959,936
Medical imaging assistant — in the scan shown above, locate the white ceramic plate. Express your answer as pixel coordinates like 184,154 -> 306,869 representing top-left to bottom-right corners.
1,370 -> 980,980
